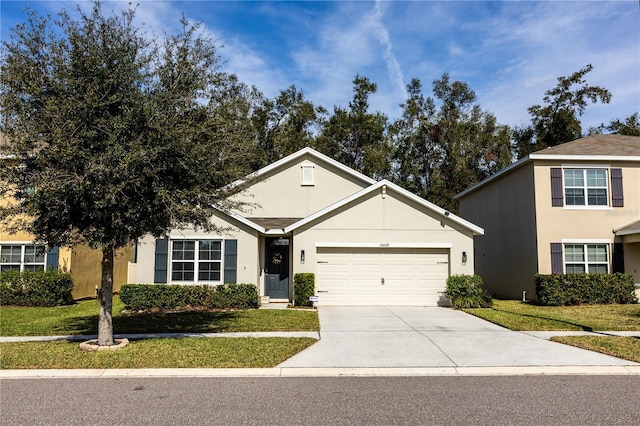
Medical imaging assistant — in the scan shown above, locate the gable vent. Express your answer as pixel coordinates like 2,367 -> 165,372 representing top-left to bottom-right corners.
302,165 -> 314,186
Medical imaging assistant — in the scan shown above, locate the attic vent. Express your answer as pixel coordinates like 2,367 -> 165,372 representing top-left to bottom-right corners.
302,165 -> 314,186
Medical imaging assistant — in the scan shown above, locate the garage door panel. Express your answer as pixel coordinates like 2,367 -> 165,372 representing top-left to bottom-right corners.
316,247 -> 449,306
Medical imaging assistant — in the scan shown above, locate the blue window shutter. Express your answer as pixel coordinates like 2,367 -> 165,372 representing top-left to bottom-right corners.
550,243 -> 563,274
611,168 -> 624,207
154,238 -> 169,283
46,247 -> 59,270
224,240 -> 238,283
550,168 -> 563,207
612,243 -> 625,273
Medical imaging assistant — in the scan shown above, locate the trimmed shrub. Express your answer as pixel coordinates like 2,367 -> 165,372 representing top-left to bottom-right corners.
294,273 -> 315,307
535,273 -> 637,306
119,283 -> 259,311
0,270 -> 74,307
445,274 -> 492,309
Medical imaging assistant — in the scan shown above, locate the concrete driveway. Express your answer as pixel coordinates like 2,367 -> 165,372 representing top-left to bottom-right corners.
278,306 -> 637,368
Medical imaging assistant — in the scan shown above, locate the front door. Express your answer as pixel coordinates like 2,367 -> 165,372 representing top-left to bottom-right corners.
265,237 -> 289,299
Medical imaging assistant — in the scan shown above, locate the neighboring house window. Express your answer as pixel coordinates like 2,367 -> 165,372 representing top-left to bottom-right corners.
170,240 -> 221,282
564,243 -> 609,274
0,244 -> 46,272
564,168 -> 608,206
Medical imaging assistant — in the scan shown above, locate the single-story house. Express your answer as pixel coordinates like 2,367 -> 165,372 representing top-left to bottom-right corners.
130,148 -> 483,306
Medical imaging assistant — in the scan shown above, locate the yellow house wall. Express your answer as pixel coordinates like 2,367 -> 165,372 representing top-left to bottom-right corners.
70,245 -> 132,299
533,160 -> 640,275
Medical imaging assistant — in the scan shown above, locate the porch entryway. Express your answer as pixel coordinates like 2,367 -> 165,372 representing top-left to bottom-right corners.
265,237 -> 290,299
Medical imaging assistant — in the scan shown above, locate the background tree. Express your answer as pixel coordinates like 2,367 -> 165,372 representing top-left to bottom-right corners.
0,2 -> 257,346
252,85 -> 325,168
589,112 -> 640,136
390,75 -> 511,213
316,75 -> 390,179
513,64 -> 612,159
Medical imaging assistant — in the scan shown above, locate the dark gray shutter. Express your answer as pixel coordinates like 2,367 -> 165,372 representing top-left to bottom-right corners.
612,243 -> 625,273
611,168 -> 624,207
550,168 -> 563,207
550,243 -> 563,274
46,247 -> 59,270
154,238 -> 169,283
224,239 -> 238,283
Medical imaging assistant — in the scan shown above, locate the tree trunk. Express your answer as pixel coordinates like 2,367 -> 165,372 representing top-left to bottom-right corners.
97,245 -> 115,346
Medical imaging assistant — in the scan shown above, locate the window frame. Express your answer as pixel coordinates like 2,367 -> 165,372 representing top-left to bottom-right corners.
563,242 -> 609,274
169,239 -> 223,283
562,167 -> 610,209
0,243 -> 47,272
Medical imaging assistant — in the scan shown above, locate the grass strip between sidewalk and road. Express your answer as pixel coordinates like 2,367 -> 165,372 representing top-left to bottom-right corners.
0,337 -> 317,369
550,336 -> 640,364
0,296 -> 319,336
463,300 -> 640,331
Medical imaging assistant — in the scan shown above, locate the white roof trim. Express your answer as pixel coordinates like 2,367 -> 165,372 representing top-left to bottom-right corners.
315,242 -> 453,249
529,154 -> 640,162
212,206 -> 265,233
286,179 -> 484,235
615,228 -> 640,236
456,153 -> 640,199
228,147 -> 376,189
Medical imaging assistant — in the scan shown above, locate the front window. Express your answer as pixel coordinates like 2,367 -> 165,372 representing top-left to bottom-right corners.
0,244 -> 46,272
564,243 -> 608,274
564,169 -> 608,206
171,240 -> 221,282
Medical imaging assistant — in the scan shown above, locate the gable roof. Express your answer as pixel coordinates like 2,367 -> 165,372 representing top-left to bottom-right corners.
232,147 -> 376,189
456,134 -> 640,199
285,179 -> 484,235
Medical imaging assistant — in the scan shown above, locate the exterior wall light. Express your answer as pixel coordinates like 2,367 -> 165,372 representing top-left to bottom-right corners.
462,251 -> 467,264
300,249 -> 305,264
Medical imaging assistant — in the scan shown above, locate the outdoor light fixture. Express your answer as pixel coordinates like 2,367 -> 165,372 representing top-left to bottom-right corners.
300,250 -> 305,264
462,251 -> 467,264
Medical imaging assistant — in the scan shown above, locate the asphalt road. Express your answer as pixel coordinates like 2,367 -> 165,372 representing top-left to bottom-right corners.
2,376 -> 639,425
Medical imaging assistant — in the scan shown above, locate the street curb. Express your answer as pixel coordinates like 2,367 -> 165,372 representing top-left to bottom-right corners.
2,365 -> 639,379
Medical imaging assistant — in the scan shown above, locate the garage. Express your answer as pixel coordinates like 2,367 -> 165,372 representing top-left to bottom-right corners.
315,247 -> 450,306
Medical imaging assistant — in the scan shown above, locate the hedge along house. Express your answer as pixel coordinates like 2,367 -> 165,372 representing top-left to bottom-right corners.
456,134 -> 640,301
132,148 -> 483,306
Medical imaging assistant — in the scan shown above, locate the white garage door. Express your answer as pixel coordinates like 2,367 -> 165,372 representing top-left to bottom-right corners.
316,247 -> 449,306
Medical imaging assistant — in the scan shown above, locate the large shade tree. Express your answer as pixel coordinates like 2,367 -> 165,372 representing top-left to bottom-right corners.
0,2 -> 258,345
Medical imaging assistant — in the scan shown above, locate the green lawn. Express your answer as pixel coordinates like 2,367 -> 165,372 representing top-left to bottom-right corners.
0,296 -> 320,336
464,300 -> 640,331
0,337 -> 316,369
551,336 -> 640,363
464,300 -> 640,363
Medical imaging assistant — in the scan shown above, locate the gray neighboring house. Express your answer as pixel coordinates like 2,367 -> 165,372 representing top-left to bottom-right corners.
456,134 -> 640,300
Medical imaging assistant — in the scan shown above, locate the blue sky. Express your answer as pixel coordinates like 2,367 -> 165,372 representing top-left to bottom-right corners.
2,1 -> 639,131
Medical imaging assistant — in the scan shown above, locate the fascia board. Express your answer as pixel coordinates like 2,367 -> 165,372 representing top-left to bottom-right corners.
212,206 -> 265,233
286,179 -> 484,236
529,154 -> 640,162
455,156 -> 530,199
227,147 -> 376,190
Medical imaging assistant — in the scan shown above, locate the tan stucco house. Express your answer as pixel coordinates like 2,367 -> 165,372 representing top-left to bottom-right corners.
131,148 -> 483,306
456,134 -> 640,300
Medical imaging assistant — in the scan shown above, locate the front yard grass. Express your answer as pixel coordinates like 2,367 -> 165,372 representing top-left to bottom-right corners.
464,300 -> 640,364
550,336 -> 640,363
0,296 -> 320,336
0,337 -> 316,369
463,300 -> 640,331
